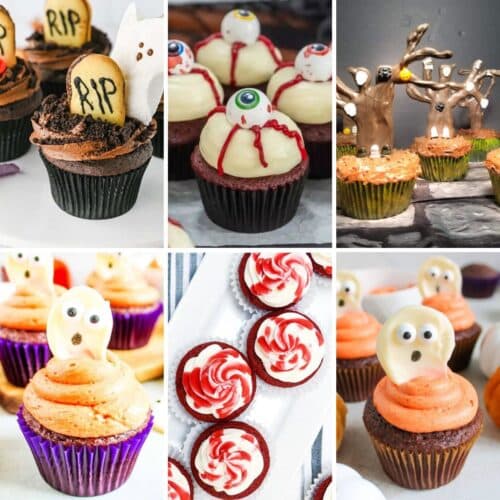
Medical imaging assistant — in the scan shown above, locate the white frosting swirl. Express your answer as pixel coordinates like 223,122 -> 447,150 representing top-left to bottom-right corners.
168,219 -> 194,248
254,311 -> 325,383
310,252 -> 332,270
244,252 -> 313,308
168,460 -> 191,500
194,427 -> 264,495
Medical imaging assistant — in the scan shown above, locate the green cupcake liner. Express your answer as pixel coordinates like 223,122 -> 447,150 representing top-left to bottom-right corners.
337,178 -> 415,219
418,154 -> 470,182
488,169 -> 500,205
336,144 -> 357,159
470,138 -> 500,162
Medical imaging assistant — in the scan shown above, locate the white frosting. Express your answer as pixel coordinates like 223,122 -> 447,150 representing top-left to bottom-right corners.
479,325 -> 500,378
226,88 -> 272,129
336,271 -> 362,316
168,63 -> 223,122
310,252 -> 332,270
336,464 -> 386,500
254,311 -> 324,383
196,37 -> 282,86
168,40 -> 194,75
168,221 -> 194,249
323,482 -> 333,499
194,427 -> 264,495
266,66 -> 332,124
168,460 -> 191,499
244,252 -> 313,308
294,43 -> 332,82
418,256 -> 462,298
221,9 -> 260,44
199,109 -> 304,178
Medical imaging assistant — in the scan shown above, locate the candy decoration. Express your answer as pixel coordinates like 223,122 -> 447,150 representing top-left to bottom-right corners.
0,6 -> 16,67
377,305 -> 455,385
226,88 -> 272,129
5,252 -> 54,295
53,259 -> 72,289
295,43 -> 332,82
221,9 -> 260,45
94,252 -> 129,281
343,127 -> 351,135
418,256 -> 462,298
168,39 -> 194,75
336,271 -> 362,315
399,67 -> 413,81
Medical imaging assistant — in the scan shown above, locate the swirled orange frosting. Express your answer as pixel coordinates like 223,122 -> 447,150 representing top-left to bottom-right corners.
373,371 -> 478,432
23,352 -> 150,437
486,148 -> 500,174
414,136 -> 472,158
422,292 -> 475,331
336,310 -> 381,359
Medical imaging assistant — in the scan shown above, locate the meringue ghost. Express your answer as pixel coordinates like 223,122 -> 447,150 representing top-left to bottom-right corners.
221,9 -> 260,45
5,252 -> 54,295
336,271 -> 361,315
418,256 -> 462,298
47,286 -> 113,361
377,305 -> 455,385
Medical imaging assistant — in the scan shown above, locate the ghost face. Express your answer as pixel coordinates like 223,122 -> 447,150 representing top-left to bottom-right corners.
47,286 -> 113,361
377,305 -> 455,385
95,252 -> 127,281
226,88 -> 272,128
294,43 -> 332,82
336,271 -> 361,315
418,257 -> 462,298
5,252 -> 54,293
221,9 -> 260,45
168,39 -> 194,75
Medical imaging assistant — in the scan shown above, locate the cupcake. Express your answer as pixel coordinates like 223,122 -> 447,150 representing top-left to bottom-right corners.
364,305 -> 483,490
312,476 -> 332,500
22,0 -> 111,97
336,393 -> 347,450
176,341 -> 256,422
246,310 -> 325,387
309,252 -> 332,278
87,253 -> 163,350
152,99 -> 164,158
336,464 -> 385,499
0,252 -> 62,387
191,88 -> 308,232
461,262 -> 499,298
168,217 -> 195,248
195,8 -> 282,97
267,43 -> 332,178
238,252 -> 313,310
18,286 -> 153,496
459,128 -> 500,163
336,151 -> 419,219
419,257 -> 481,372
336,271 -> 384,402
484,367 -> 500,427
168,457 -> 193,500
30,6 -> 162,220
0,7 -> 43,161
191,422 -> 270,498
479,325 -> 500,378
485,148 -> 500,205
168,40 -> 223,180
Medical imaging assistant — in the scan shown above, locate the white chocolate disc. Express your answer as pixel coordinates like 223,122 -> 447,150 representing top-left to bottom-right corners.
221,9 -> 260,45
226,88 -> 272,129
5,252 -> 54,295
336,271 -> 362,315
377,305 -> 455,385
168,39 -> 194,75
294,43 -> 332,82
418,256 -> 462,298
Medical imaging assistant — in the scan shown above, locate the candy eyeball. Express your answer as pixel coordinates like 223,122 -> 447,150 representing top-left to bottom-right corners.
295,43 -> 332,82
168,40 -> 194,75
396,323 -> 417,344
226,88 -> 272,128
221,9 -> 260,44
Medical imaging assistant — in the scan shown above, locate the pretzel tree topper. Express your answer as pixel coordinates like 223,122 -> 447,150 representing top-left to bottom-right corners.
337,24 -> 452,158
407,59 -> 500,138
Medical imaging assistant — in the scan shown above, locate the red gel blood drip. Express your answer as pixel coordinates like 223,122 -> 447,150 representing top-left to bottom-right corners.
191,67 -> 222,106
194,33 -> 222,55
258,35 -> 281,65
208,105 -> 226,118
250,126 -> 268,167
230,42 -> 246,86
271,74 -> 304,106
263,119 -> 308,161
217,124 -> 240,175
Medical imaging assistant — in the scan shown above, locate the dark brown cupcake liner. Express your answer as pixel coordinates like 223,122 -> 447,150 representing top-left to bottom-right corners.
418,154 -> 470,182
152,111 -> 164,158
0,115 -> 34,162
448,327 -> 482,372
168,141 -> 196,180
336,361 -> 385,402
306,139 -> 332,179
41,153 -> 151,220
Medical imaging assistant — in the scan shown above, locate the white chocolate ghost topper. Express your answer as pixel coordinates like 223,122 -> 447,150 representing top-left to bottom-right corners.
47,286 -> 113,361
94,252 -> 129,281
336,271 -> 362,315
221,9 -> 260,45
226,88 -> 272,129
377,305 -> 455,385
110,3 -> 164,125
418,256 -> 462,298
5,252 -> 54,295
295,43 -> 332,82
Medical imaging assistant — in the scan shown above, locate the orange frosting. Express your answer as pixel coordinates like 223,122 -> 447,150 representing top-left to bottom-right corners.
374,371 -> 478,433
484,367 -> 500,427
422,292 -> 475,331
336,310 -> 381,359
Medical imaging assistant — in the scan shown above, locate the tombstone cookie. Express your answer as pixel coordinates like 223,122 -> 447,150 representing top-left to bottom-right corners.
67,53 -> 126,126
0,6 -> 16,68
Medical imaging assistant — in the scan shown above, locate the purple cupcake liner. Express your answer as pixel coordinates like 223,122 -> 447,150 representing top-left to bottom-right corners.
109,302 -> 163,350
462,275 -> 500,298
18,408 -> 153,497
0,336 -> 51,387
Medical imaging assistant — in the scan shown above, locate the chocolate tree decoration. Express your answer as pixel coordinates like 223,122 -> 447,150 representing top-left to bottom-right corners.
407,59 -> 498,138
337,24 -> 452,158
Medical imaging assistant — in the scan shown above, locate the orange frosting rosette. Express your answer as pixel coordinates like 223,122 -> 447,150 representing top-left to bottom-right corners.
374,370 -> 478,433
336,311 -> 381,359
422,292 -> 475,331
484,367 -> 500,427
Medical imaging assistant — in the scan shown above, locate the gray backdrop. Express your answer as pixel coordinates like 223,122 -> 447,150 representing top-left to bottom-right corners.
337,0 -> 500,148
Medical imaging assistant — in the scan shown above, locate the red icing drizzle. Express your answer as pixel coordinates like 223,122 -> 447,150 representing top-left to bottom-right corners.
230,41 -> 246,86
168,217 -> 182,228
194,33 -> 222,54
218,124 -> 240,175
208,106 -> 226,118
168,461 -> 191,500
258,35 -> 281,65
191,67 -> 222,106
250,125 -> 268,167
271,74 -> 304,106
263,119 -> 307,161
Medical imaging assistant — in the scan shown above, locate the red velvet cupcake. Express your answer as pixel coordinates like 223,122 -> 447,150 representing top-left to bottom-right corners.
190,421 -> 270,499
238,252 -> 313,310
313,476 -> 332,499
309,252 -> 332,278
176,341 -> 256,422
246,310 -> 325,387
168,457 -> 193,500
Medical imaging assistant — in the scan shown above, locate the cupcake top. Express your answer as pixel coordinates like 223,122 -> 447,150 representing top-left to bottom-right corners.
194,9 -> 282,87
337,464 -> 386,500
313,476 -> 332,500
459,127 -> 498,140
200,88 -> 307,178
486,148 -> 500,173
267,43 -> 332,125
336,310 -> 381,360
414,135 -> 472,158
177,342 -> 255,421
168,218 -> 195,249
168,39 -> 223,122
484,367 -> 500,427
23,286 -> 151,438
461,262 -> 499,279
309,252 -> 332,278
168,458 -> 193,500
241,252 -> 313,309
337,150 -> 420,184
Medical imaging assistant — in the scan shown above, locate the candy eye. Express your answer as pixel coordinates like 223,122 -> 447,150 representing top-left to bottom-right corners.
226,88 -> 272,129
419,324 -> 437,342
63,302 -> 82,321
396,323 -> 417,344
167,39 -> 194,76
342,280 -> 356,295
85,310 -> 102,328
443,271 -> 453,282
221,9 -> 260,44
16,253 -> 23,260
236,89 -> 260,110
233,9 -> 256,21
168,40 -> 183,57
427,266 -> 441,279
306,43 -> 329,55
295,43 -> 332,82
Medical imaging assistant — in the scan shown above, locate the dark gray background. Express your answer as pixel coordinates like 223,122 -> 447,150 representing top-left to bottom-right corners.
337,0 -> 500,148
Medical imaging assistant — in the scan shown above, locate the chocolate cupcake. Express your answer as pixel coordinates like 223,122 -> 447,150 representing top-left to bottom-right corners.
152,99 -> 164,158
168,458 -> 193,499
168,40 -> 223,180
267,43 -> 332,179
195,8 -> 282,98
22,0 -> 111,97
312,476 -> 332,500
192,88 -> 308,232
191,422 -> 270,498
461,263 -> 500,298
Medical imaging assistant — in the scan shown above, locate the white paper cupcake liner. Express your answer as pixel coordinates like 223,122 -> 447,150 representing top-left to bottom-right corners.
304,471 -> 333,500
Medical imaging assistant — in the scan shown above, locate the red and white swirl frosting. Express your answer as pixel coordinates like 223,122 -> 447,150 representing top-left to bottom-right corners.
194,427 -> 264,495
255,311 -> 325,383
168,460 -> 191,500
244,252 -> 313,308
310,252 -> 332,276
182,344 -> 254,419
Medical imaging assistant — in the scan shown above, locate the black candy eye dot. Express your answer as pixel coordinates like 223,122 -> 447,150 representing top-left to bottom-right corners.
423,330 -> 433,339
313,43 -> 326,51
108,262 -> 113,268
403,331 -> 412,340
344,287 -> 350,293
34,256 -> 40,262
89,315 -> 100,324
17,253 -> 22,258
168,41 -> 182,56
67,307 -> 77,318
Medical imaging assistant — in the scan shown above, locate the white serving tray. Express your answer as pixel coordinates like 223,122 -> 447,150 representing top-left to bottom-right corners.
167,253 -> 333,499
